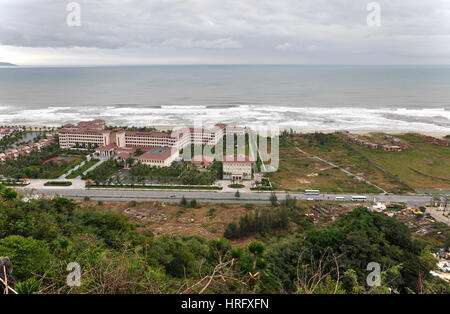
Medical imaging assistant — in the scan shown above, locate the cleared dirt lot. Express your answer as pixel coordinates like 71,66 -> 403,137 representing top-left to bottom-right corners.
79,200 -> 263,246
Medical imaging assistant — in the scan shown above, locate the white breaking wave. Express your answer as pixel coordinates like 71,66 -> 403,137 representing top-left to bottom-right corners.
0,104 -> 449,132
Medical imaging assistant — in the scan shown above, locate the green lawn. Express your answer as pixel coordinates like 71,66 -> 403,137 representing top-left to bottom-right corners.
269,143 -> 382,193
65,158 -> 100,179
270,132 -> 450,193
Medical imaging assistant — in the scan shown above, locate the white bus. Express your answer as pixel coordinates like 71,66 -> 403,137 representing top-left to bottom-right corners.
335,196 -> 345,201
304,190 -> 320,195
351,196 -> 367,202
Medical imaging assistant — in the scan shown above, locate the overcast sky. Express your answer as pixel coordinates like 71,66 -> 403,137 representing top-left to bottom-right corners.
1,0 -> 449,65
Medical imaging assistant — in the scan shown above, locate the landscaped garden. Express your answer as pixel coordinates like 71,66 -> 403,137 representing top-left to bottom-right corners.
85,159 -> 223,187
0,143 -> 85,179
65,158 -> 100,179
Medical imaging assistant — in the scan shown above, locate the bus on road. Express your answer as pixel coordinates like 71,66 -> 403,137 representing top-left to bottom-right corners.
335,196 -> 345,201
304,190 -> 320,195
351,196 -> 367,202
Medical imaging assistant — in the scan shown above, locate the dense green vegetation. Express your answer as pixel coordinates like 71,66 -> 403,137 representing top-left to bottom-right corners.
83,159 -> 123,182
88,184 -> 222,190
0,184 -> 448,294
228,184 -> 245,188
44,181 -> 72,186
179,161 -> 222,185
0,130 -> 26,150
0,143 -> 84,179
128,161 -> 222,186
0,131 -> 47,152
129,163 -> 184,179
224,207 -> 290,239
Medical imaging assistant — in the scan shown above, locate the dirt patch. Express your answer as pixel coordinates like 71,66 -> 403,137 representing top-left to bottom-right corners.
78,200 -> 258,246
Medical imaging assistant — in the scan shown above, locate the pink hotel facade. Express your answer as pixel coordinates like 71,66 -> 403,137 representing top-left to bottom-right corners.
58,121 -> 228,150
58,120 -> 248,169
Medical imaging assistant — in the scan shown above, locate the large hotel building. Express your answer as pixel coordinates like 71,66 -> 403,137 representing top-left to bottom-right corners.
58,120 -> 246,151
57,120 -> 251,170
58,120 -> 254,178
58,120 -> 191,150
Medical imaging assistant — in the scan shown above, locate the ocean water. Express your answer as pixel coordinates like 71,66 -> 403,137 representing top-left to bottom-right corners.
0,65 -> 449,132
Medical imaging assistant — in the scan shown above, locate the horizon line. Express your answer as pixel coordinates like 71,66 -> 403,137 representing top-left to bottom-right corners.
3,63 -> 450,68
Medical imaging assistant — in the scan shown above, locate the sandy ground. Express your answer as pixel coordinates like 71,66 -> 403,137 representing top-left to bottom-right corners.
20,179 -> 86,190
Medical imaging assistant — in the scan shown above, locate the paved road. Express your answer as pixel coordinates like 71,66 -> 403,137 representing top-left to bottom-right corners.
23,187 -> 432,206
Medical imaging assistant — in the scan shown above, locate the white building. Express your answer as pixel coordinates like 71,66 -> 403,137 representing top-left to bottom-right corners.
138,147 -> 179,167
222,155 -> 254,180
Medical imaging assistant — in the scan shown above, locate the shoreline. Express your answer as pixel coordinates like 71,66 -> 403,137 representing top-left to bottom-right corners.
251,129 -> 449,139
291,130 -> 449,139
2,123 -> 448,139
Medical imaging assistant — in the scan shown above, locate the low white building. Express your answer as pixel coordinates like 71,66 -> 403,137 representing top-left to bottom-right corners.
138,147 -> 179,167
222,155 -> 254,180
372,202 -> 387,212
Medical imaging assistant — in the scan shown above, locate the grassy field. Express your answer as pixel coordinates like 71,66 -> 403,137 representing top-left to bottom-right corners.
270,132 -> 449,193
269,142 -> 382,193
352,133 -> 450,191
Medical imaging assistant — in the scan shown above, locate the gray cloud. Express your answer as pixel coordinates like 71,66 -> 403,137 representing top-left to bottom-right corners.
0,0 -> 449,65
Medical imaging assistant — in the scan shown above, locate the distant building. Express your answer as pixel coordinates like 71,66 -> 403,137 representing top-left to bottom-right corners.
225,126 -> 246,136
382,145 -> 403,152
187,125 -> 224,145
425,136 -> 449,147
385,135 -> 408,149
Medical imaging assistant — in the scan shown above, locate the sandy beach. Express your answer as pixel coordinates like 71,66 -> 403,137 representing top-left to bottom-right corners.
254,129 -> 449,139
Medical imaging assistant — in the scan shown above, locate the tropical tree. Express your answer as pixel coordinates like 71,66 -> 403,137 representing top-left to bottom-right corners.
270,192 -> 278,207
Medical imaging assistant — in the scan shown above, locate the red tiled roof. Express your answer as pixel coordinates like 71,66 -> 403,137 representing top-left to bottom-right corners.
58,128 -> 110,134
138,147 -> 174,160
117,152 -> 133,159
215,123 -> 227,129
95,143 -> 117,151
191,155 -> 214,166
226,126 -> 245,131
